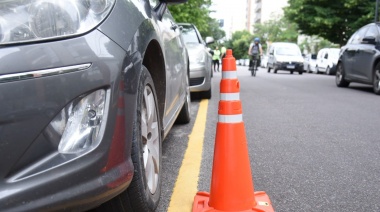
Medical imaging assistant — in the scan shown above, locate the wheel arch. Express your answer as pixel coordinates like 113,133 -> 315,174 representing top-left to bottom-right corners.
142,40 -> 166,127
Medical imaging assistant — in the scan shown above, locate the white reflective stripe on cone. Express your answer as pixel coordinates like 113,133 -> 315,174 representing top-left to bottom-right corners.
218,114 -> 243,123
220,93 -> 240,101
222,71 -> 237,79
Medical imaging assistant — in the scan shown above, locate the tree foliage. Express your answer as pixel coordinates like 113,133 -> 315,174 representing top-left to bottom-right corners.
224,30 -> 254,59
284,0 -> 376,46
224,17 -> 299,59
168,0 -> 225,41
252,16 -> 299,51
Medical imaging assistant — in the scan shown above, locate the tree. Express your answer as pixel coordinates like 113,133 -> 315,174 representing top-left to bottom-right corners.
224,30 -> 254,59
252,16 -> 299,51
298,35 -> 338,54
168,0 -> 225,40
284,0 -> 376,46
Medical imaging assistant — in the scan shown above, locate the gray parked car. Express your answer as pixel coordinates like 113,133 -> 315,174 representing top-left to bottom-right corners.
178,23 -> 213,99
337,22 -> 380,94
0,0 -> 189,211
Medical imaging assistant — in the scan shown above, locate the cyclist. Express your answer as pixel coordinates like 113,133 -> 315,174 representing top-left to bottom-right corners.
248,37 -> 263,71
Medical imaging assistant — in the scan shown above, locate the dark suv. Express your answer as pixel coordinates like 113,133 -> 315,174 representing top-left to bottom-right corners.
336,22 -> 380,95
0,0 -> 189,211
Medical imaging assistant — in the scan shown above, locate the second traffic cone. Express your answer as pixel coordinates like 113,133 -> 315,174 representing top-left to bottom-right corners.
192,49 -> 274,212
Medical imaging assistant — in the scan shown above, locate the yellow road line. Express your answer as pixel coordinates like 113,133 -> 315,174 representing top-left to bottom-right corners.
168,99 -> 209,212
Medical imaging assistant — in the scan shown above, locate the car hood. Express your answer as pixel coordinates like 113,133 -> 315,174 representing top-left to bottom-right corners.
276,55 -> 304,63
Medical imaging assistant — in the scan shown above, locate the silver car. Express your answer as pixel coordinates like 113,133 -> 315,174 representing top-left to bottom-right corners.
179,23 -> 213,99
0,0 -> 189,211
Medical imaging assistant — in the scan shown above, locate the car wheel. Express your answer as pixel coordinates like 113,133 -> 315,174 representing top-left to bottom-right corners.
373,63 -> 380,95
176,71 -> 191,123
202,87 -> 212,99
290,71 -> 294,74
336,63 -> 350,87
326,66 -> 331,75
299,71 -> 303,75
97,66 -> 161,212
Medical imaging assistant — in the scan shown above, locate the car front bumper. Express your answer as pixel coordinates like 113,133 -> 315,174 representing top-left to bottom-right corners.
276,62 -> 304,72
0,30 -> 137,212
189,63 -> 211,92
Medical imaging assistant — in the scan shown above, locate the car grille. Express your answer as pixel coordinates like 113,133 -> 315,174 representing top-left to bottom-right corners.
190,77 -> 204,86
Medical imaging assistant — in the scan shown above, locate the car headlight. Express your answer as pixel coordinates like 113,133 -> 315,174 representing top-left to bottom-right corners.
46,89 -> 107,154
0,0 -> 115,45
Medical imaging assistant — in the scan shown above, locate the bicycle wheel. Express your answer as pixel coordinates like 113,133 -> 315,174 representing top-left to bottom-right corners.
251,60 -> 256,77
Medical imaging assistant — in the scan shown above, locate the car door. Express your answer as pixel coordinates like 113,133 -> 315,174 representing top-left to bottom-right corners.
355,25 -> 379,82
316,49 -> 324,71
156,7 -> 187,123
342,26 -> 368,79
320,51 -> 329,72
268,46 -> 274,68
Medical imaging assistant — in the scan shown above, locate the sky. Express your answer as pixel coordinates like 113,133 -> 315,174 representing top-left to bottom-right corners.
210,0 -> 248,39
210,0 -> 246,20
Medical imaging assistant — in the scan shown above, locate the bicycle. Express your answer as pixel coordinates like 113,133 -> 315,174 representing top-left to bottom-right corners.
249,54 -> 259,77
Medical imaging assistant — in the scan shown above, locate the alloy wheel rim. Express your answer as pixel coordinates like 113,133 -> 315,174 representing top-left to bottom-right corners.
336,65 -> 342,83
141,85 -> 159,194
375,70 -> 380,90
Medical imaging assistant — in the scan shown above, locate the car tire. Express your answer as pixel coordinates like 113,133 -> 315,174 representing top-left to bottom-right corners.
299,71 -> 303,75
202,87 -> 212,99
290,71 -> 294,74
336,63 -> 350,87
176,71 -> 191,124
373,63 -> 380,95
326,66 -> 331,75
96,66 -> 162,212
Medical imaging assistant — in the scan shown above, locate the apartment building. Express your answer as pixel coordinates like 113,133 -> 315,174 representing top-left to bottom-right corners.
246,0 -> 288,33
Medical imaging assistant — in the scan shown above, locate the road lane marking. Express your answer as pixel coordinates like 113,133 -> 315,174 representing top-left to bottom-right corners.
168,99 -> 209,212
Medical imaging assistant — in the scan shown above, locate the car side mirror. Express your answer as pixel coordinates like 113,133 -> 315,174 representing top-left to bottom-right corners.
205,37 -> 214,45
362,36 -> 376,45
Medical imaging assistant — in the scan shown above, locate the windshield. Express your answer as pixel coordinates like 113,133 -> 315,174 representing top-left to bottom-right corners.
276,46 -> 301,56
180,25 -> 201,44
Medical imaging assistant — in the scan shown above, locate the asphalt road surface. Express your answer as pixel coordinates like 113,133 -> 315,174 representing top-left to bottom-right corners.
157,66 -> 380,212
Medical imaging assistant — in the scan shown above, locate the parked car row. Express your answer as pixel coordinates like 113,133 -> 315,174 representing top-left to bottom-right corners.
303,48 -> 340,75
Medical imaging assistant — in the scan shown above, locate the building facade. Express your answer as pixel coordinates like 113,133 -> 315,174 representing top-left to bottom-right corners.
247,0 -> 288,33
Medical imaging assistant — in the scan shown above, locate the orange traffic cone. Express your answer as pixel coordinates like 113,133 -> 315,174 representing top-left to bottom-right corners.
192,49 -> 274,212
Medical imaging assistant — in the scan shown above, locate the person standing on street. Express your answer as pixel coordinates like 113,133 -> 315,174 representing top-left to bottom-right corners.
212,46 -> 221,72
221,45 -> 227,59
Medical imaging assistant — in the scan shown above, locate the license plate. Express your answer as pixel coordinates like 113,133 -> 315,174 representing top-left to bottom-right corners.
287,65 -> 295,69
